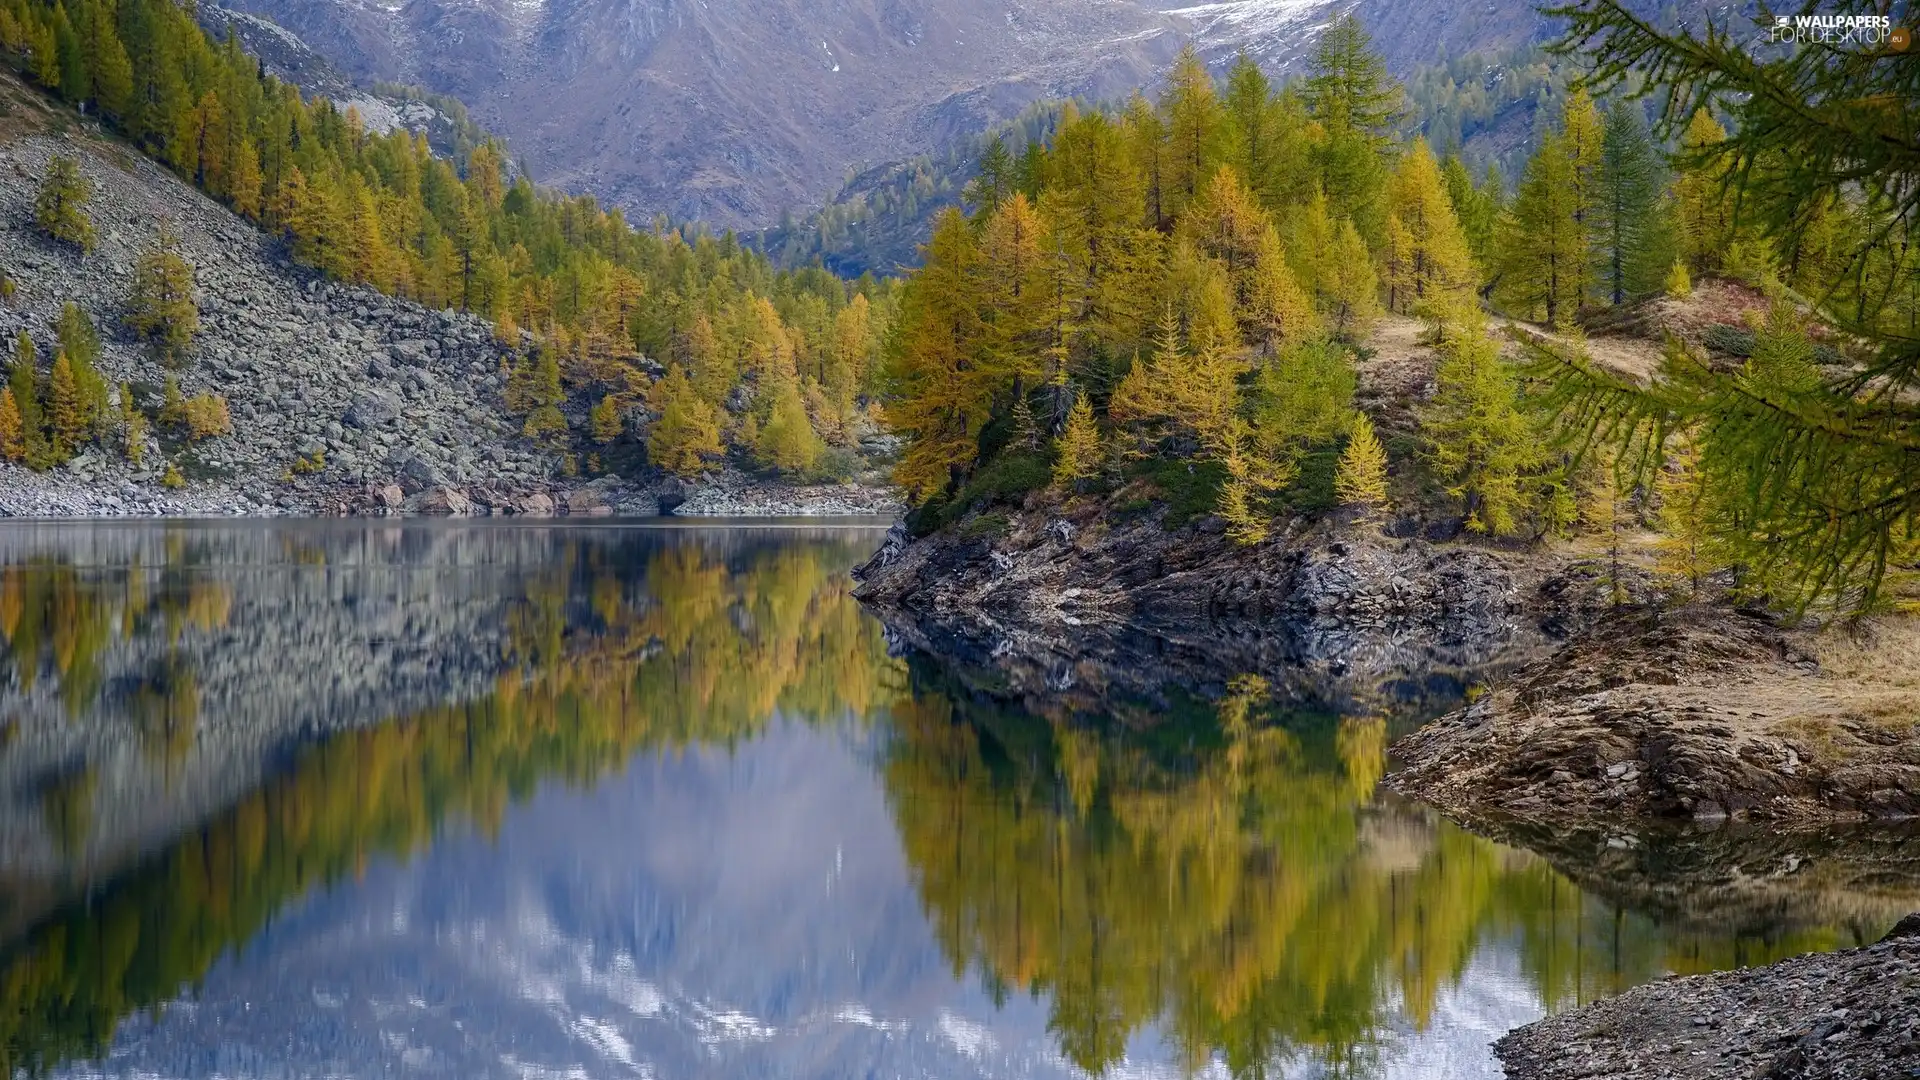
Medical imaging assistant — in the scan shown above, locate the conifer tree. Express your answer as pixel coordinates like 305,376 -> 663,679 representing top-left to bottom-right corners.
647,366 -> 722,477
1496,133 -> 1584,326
1051,392 -> 1101,491
1122,92 -> 1171,232
1655,436 -> 1713,594
590,394 -> 621,444
120,382 -> 146,467
1334,412 -> 1390,512
1440,153 -> 1499,273
1559,88 -> 1605,305
1322,218 -> 1381,336
35,154 -> 95,252
0,387 -> 23,463
55,302 -> 106,428
1301,15 -> 1401,242
887,209 -> 988,502
48,351 -> 83,458
1383,140 -> 1478,334
1160,45 -> 1224,221
1246,225 -> 1316,352
1664,259 -> 1691,298
128,226 -> 199,364
756,380 -> 823,474
1671,109 -> 1732,272
1591,100 -> 1666,305
1424,331 -> 1538,535
9,332 -> 47,468
965,135 -> 1015,217
1220,53 -> 1308,209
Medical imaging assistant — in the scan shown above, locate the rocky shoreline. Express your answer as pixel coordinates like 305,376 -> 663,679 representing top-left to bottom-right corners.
851,502 -> 1632,707
1496,914 -> 1920,1080
0,462 -> 902,520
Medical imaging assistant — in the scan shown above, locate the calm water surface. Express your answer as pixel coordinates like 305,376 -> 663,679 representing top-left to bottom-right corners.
0,522 -> 1905,1079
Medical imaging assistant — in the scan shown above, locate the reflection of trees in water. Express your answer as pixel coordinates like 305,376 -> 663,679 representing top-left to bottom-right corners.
1,552 -> 231,748
0,534 -> 903,1077
881,661 -> 1880,1078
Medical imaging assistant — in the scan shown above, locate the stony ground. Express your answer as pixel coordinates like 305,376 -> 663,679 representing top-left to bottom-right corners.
1497,914 -> 1920,1080
1389,607 -> 1920,825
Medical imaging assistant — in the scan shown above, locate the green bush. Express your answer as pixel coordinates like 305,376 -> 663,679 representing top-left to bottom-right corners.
1135,458 -> 1227,529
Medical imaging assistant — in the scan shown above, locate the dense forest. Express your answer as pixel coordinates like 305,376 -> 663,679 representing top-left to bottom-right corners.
756,43 -> 1624,282
0,0 -> 894,481
878,12 -> 1919,610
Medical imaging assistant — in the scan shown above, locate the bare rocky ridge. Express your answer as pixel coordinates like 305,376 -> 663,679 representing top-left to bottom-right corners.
1496,915 -> 1920,1080
1387,607 -> 1920,826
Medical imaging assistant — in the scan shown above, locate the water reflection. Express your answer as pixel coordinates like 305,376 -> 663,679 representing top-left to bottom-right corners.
880,661 -> 1904,1079
0,523 -> 1911,1079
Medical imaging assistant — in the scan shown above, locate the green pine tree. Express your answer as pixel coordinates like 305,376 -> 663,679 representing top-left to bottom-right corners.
35,154 -> 96,252
128,226 -> 199,364
1591,100 -> 1668,305
1301,15 -> 1401,243
1496,133 -> 1584,327
1424,331 -> 1539,535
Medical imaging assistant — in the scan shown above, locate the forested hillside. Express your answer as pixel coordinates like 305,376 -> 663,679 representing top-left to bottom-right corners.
758,43 -> 1618,280
0,0 -> 892,488
877,14 -> 1919,610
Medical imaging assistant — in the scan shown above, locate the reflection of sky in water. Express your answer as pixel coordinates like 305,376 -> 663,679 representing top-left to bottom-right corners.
56,720 -> 1540,1080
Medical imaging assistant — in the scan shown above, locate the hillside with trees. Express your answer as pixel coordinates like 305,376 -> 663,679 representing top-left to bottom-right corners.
0,0 -> 895,504
872,10 -> 1917,614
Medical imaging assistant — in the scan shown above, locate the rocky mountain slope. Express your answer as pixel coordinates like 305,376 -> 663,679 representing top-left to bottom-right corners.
216,0 -> 1737,230
0,71 -> 598,517
198,5 -> 482,159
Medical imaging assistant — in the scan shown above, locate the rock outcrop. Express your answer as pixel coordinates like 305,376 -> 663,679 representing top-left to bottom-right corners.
853,502 -> 1623,708
1388,607 -> 1920,826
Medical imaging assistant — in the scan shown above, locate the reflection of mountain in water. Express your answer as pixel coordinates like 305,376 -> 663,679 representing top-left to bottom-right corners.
879,658 -> 1916,1078
0,525 -> 900,1075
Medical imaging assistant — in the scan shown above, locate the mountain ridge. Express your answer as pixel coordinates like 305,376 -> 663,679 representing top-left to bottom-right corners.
215,0 -> 1671,229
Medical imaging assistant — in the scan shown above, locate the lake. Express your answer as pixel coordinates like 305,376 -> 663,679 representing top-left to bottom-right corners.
0,522 -> 1908,1079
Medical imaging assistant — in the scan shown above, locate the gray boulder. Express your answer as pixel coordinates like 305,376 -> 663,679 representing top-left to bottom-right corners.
343,391 -> 400,429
